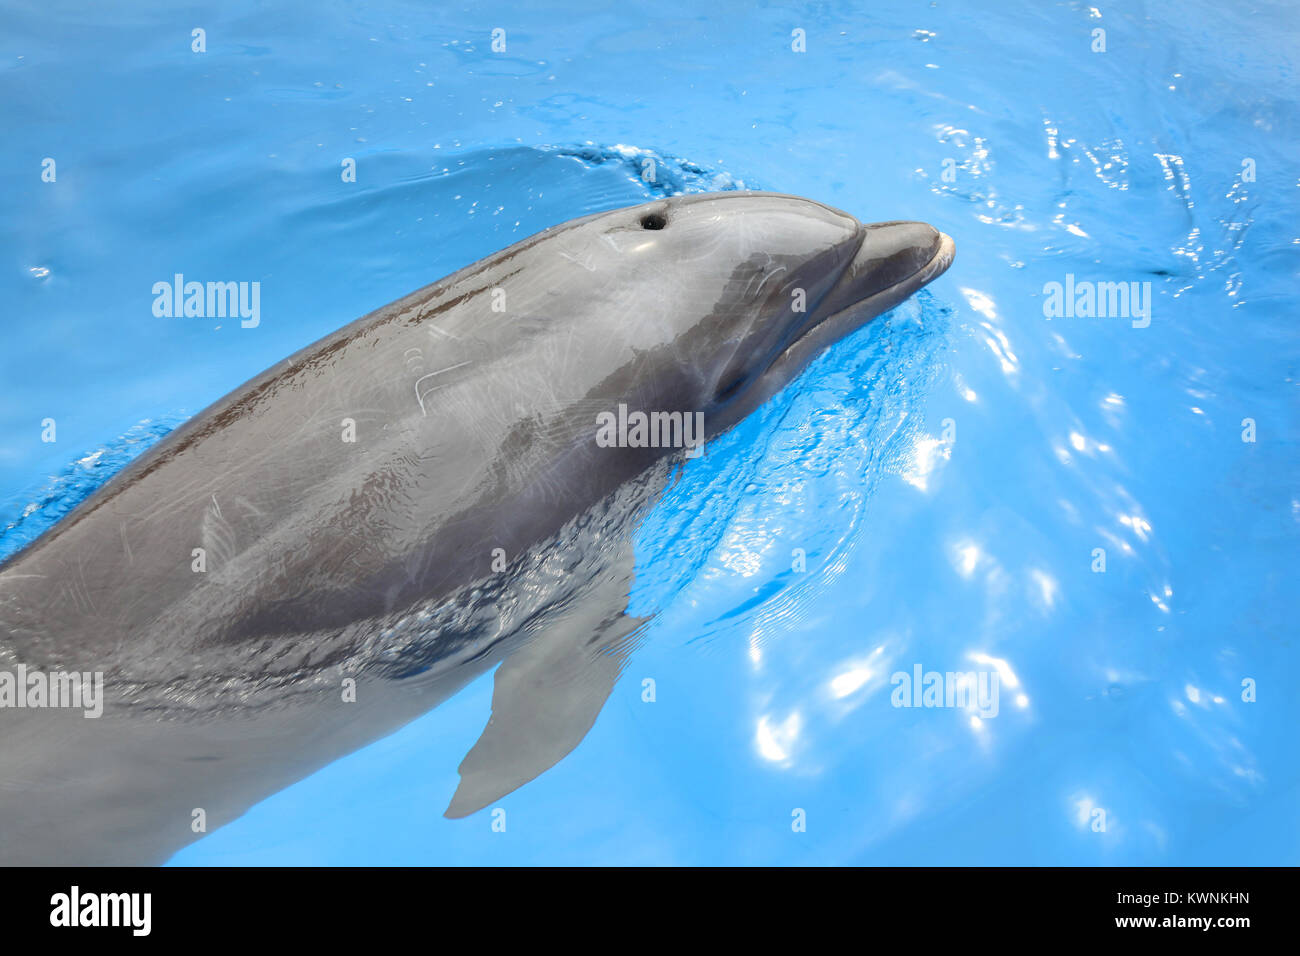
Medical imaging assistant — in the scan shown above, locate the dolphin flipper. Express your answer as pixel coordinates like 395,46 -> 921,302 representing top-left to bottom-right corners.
445,456 -> 671,818
446,598 -> 648,818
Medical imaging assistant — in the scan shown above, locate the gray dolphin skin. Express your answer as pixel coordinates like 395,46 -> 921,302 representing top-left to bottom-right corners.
0,191 -> 953,864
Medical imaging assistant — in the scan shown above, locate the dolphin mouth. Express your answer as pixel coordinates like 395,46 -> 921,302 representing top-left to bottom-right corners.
770,225 -> 955,371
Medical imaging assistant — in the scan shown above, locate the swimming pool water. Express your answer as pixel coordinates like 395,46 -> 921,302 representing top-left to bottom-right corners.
1,0 -> 1297,865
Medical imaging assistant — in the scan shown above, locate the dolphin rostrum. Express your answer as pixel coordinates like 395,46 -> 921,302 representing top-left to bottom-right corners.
0,192 -> 953,864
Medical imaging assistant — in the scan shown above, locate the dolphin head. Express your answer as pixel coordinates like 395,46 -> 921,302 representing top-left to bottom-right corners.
557,191 -> 954,436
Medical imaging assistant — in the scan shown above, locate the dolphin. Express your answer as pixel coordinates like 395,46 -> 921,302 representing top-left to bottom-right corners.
0,191 -> 953,864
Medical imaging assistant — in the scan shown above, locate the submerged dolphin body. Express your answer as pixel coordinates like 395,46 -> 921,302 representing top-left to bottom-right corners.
0,192 -> 953,864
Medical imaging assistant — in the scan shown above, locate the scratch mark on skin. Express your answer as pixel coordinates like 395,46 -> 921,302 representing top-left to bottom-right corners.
426,324 -> 458,341
558,249 -> 597,271
120,522 -> 133,565
415,361 -> 474,416
74,549 -> 96,615
234,496 -> 267,518
757,264 -> 788,297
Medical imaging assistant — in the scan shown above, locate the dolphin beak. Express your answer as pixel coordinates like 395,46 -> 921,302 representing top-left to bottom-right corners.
815,220 -> 955,320
758,219 -> 955,387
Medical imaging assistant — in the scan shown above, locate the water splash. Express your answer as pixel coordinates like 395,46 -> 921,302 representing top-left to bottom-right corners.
0,415 -> 188,564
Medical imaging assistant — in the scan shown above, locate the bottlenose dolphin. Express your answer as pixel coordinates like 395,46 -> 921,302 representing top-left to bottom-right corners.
0,191 -> 953,864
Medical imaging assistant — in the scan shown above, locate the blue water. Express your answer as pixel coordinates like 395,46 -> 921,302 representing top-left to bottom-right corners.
2,0 -> 1297,864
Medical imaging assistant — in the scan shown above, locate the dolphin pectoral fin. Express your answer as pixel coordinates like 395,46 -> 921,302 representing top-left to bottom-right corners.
444,607 -> 648,818
445,459 -> 671,819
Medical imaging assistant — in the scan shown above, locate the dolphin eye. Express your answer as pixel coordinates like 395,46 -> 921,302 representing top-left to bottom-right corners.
640,213 -> 667,230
